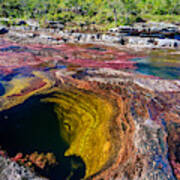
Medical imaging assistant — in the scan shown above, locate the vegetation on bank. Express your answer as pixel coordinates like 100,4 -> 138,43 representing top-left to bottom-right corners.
0,0 -> 180,30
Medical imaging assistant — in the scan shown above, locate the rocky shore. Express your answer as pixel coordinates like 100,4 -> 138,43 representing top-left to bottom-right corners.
1,19 -> 180,49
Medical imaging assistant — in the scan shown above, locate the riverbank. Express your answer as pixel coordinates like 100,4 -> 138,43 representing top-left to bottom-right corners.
1,19 -> 180,50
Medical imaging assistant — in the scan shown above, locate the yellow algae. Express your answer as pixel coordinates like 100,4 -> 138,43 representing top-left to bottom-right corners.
4,77 -> 32,97
42,88 -> 116,178
3,71 -> 52,97
0,71 -> 54,111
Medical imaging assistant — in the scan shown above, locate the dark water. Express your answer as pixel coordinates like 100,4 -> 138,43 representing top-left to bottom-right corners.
0,94 -> 85,180
0,83 -> 5,96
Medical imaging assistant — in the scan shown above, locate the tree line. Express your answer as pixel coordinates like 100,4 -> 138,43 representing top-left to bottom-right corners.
0,0 -> 179,26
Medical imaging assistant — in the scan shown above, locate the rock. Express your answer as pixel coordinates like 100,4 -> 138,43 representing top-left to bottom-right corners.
118,37 -> 125,45
26,20 -> 39,27
47,21 -> 65,30
156,39 -> 180,48
26,20 -> 39,31
109,27 -> 118,33
0,27 -> 8,34
0,156 -> 47,180
17,20 -> 27,26
140,33 -> 165,39
135,17 -> 146,23
118,25 -> 134,33
49,24 -> 64,30
111,22 -> 180,38
79,23 -> 85,28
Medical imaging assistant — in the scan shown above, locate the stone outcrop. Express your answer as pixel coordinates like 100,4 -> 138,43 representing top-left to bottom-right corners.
5,26 -> 180,49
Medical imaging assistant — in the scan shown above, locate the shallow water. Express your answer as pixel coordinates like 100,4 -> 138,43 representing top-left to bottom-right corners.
131,56 -> 180,79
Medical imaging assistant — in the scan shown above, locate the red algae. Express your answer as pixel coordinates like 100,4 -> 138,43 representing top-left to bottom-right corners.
0,40 -> 137,72
11,152 -> 57,170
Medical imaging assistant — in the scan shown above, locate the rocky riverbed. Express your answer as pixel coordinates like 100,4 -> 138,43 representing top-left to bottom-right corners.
0,21 -> 180,180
